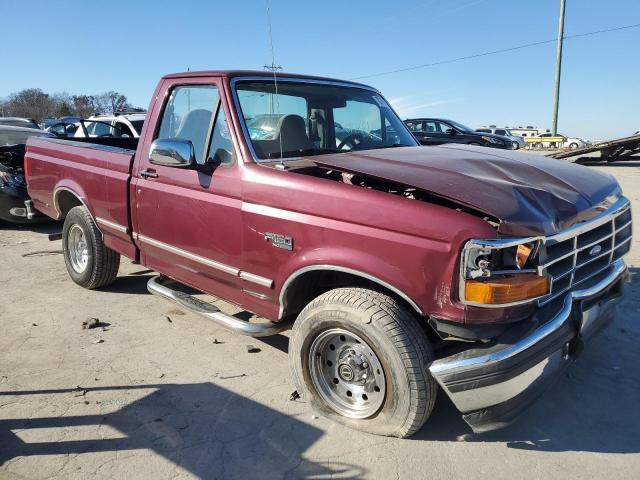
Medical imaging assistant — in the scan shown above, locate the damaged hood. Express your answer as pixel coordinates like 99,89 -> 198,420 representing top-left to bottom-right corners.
313,145 -> 621,236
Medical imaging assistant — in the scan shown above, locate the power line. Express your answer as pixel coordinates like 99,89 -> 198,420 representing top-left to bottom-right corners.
351,22 -> 640,80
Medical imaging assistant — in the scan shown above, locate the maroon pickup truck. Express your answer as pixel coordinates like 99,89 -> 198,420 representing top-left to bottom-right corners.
25,71 -> 632,437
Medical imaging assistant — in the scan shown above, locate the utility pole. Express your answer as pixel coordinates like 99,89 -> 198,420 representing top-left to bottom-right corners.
552,0 -> 566,135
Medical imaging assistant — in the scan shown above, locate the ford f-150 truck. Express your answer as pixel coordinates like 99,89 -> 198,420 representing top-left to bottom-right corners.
25,71 -> 632,437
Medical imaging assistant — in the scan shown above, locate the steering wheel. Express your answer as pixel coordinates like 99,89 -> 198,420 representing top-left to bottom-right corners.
337,133 -> 364,150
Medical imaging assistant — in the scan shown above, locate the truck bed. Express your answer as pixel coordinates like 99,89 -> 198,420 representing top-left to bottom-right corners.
25,136 -> 138,258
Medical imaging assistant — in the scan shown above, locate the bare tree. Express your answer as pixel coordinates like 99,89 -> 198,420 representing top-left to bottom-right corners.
51,92 -> 74,117
100,91 -> 130,113
1,88 -> 140,122
71,95 -> 98,118
3,89 -> 55,122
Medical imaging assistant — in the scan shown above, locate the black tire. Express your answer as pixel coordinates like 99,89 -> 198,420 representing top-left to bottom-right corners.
512,141 -> 520,150
569,142 -> 579,149
289,287 -> 437,438
62,206 -> 120,289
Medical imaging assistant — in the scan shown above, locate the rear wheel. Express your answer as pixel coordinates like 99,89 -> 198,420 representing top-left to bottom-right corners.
569,142 -> 579,149
289,287 -> 437,438
62,206 -> 120,289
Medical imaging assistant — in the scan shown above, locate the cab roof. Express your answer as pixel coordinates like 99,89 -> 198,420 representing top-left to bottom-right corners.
162,70 -> 375,90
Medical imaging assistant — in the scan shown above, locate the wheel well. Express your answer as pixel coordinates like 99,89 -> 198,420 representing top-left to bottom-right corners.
55,190 -> 83,219
280,269 -> 423,323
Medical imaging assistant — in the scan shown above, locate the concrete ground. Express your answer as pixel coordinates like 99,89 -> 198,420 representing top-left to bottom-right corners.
1,160 -> 639,480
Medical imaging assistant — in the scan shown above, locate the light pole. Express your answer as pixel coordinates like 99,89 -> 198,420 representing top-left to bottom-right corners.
552,0 -> 566,135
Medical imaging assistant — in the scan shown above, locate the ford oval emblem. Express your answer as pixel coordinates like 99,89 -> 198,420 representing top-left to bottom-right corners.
589,245 -> 602,257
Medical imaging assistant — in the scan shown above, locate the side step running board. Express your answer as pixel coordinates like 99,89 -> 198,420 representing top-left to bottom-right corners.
147,275 -> 288,337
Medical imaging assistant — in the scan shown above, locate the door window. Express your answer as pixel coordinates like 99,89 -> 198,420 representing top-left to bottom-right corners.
206,105 -> 235,165
114,121 -> 134,137
424,121 -> 438,133
406,121 -> 423,132
158,85 -> 220,164
49,123 -> 67,135
90,121 -> 111,136
435,121 -> 452,133
495,129 -> 507,136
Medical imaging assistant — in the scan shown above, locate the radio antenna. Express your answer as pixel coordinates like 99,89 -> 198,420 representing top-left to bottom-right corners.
264,0 -> 285,167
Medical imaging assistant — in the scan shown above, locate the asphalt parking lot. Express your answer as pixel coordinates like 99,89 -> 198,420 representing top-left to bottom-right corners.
1,158 -> 639,480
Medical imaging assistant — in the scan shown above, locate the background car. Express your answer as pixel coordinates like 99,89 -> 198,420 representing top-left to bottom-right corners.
405,118 -> 511,149
46,120 -> 80,137
0,125 -> 52,224
537,132 -> 587,149
43,116 -> 81,137
73,112 -> 146,138
0,117 -> 41,130
476,126 -> 526,150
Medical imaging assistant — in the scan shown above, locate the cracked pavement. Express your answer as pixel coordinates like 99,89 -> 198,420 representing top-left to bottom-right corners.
1,163 -> 639,479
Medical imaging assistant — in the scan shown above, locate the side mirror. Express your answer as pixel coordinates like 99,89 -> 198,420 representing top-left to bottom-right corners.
149,139 -> 195,167
445,128 -> 457,135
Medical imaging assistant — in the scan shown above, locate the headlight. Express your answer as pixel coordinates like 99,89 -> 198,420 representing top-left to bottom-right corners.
460,238 -> 550,306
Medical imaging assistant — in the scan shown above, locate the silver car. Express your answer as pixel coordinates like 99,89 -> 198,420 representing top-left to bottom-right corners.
476,127 -> 526,150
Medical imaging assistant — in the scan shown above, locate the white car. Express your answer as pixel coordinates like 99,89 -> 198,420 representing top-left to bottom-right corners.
74,113 -> 146,138
475,127 -> 526,150
537,133 -> 587,149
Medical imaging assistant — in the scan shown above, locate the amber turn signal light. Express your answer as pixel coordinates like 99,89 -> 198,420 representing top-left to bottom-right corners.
465,274 -> 550,305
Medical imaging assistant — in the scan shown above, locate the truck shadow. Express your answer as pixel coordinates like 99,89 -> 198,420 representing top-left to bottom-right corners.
100,273 -> 156,295
417,266 -> 640,454
0,382 -> 365,479
0,219 -> 60,233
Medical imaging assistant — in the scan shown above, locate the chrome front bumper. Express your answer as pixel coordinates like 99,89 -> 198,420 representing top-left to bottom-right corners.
429,259 -> 629,433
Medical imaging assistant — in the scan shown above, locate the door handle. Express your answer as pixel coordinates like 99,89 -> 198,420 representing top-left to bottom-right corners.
139,169 -> 158,179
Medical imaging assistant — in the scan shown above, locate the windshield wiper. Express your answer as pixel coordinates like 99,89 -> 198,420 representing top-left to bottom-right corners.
267,147 -> 342,159
378,143 -> 413,149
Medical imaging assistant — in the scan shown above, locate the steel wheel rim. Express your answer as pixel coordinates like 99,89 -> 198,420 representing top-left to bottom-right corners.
68,224 -> 89,273
309,328 -> 386,419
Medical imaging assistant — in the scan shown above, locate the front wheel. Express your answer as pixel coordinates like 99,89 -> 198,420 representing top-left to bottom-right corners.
569,142 -> 579,149
62,206 -> 120,289
289,288 -> 437,438
512,141 -> 520,150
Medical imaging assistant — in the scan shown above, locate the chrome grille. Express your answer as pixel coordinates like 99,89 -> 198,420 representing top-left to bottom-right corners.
538,199 -> 632,305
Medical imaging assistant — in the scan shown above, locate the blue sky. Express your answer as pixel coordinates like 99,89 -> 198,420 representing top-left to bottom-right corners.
2,0 -> 638,140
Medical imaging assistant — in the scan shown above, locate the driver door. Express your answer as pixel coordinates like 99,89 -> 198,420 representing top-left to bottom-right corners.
132,78 -> 244,304
420,120 -> 448,145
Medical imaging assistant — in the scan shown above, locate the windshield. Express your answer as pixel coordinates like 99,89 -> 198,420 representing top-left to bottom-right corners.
235,80 -> 418,160
447,120 -> 473,133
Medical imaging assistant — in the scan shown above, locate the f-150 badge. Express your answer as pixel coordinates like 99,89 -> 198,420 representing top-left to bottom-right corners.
264,232 -> 293,251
